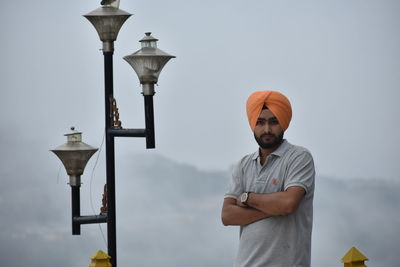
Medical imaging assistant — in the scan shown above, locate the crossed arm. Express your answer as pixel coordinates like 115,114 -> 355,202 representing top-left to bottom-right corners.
221,186 -> 305,226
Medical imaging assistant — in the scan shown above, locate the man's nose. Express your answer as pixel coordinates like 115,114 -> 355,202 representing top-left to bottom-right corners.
262,124 -> 271,134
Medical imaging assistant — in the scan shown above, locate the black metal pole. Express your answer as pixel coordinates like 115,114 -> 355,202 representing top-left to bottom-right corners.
71,186 -> 81,235
104,50 -> 117,267
144,95 -> 155,149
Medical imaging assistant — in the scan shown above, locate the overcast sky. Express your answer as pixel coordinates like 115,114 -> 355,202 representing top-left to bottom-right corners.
0,0 -> 399,266
1,0 -> 399,179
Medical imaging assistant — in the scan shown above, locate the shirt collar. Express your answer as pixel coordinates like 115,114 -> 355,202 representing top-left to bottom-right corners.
251,139 -> 290,160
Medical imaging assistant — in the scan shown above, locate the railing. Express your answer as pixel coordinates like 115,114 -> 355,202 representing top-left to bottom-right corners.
87,247 -> 369,267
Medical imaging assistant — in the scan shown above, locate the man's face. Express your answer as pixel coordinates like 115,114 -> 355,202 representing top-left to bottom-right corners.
253,109 -> 284,149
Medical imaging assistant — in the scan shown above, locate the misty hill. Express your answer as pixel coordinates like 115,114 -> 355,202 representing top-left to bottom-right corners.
1,152 -> 399,267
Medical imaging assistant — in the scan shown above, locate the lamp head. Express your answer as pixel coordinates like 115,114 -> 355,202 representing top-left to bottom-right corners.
84,6 -> 132,51
123,32 -> 175,86
51,127 -> 98,186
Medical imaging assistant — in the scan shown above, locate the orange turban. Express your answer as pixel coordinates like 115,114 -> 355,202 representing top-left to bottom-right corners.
246,91 -> 292,131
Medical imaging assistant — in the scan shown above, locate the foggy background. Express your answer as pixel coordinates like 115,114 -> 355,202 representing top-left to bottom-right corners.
1,0 -> 399,266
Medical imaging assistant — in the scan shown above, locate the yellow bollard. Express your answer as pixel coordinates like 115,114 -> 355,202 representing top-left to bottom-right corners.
341,247 -> 368,267
89,250 -> 112,267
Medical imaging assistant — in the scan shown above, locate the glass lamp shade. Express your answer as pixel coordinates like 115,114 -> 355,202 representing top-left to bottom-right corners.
84,7 -> 132,42
123,33 -> 175,84
51,143 -> 98,177
51,128 -> 98,186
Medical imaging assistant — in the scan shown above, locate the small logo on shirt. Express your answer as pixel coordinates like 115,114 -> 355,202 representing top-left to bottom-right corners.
272,178 -> 278,185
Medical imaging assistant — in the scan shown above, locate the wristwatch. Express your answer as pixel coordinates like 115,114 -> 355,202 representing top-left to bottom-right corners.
240,192 -> 251,206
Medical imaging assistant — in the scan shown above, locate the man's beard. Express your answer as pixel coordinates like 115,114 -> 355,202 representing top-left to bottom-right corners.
254,131 -> 284,149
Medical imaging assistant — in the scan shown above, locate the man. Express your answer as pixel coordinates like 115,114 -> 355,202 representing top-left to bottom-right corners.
221,90 -> 315,267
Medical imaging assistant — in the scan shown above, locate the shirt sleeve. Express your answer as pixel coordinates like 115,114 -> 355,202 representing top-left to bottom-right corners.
224,161 -> 244,199
284,149 -> 315,194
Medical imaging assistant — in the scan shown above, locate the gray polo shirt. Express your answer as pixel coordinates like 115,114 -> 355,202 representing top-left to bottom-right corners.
225,140 -> 315,267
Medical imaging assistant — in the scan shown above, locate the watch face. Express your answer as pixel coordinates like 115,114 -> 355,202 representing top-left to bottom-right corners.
241,192 -> 248,203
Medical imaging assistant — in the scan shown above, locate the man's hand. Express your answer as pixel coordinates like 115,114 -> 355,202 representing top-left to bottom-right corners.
221,197 -> 269,226
222,187 -> 305,226
246,187 -> 306,216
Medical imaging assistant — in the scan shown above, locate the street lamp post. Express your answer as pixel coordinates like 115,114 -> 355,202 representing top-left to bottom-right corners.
52,2 -> 175,267
84,6 -> 132,267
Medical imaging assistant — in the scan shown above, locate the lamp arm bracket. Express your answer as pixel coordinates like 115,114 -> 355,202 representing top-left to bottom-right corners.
107,128 -> 146,138
73,214 -> 108,225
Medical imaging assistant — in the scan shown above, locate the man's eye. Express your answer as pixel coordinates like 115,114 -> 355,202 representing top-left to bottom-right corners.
269,119 -> 279,125
256,120 -> 265,125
